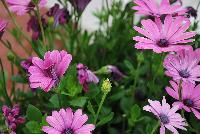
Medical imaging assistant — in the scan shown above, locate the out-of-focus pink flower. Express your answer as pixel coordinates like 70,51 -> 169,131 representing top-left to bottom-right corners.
6,0 -> 47,16
77,63 -> 99,92
27,15 -> 47,40
0,20 -> 8,39
166,81 -> 200,119
2,105 -> 25,133
20,57 -> 33,71
133,0 -> 187,17
163,48 -> 200,84
28,50 -> 72,92
70,0 -> 91,12
42,108 -> 95,134
143,96 -> 187,134
133,15 -> 196,53
47,4 -> 70,27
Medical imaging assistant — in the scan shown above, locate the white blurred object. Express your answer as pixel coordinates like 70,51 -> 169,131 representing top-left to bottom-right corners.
47,0 -> 200,31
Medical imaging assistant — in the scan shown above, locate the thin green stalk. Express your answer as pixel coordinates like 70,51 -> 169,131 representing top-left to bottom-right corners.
0,59 -> 12,106
94,93 -> 108,125
11,62 -> 15,97
36,4 -> 46,45
150,121 -> 160,134
196,1 -> 200,10
178,80 -> 183,102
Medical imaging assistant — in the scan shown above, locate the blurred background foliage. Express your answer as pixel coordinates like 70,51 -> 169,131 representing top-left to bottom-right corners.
0,0 -> 200,133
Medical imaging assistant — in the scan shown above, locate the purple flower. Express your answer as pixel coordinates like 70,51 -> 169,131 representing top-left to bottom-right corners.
47,4 -> 70,27
2,105 -> 25,134
70,0 -> 91,12
107,65 -> 125,80
166,81 -> 200,119
133,0 -> 187,17
27,15 -> 47,40
6,0 -> 47,16
143,96 -> 187,134
28,50 -> 72,92
20,57 -> 33,71
0,20 -> 8,39
163,48 -> 200,84
42,108 -> 95,134
133,15 -> 196,53
77,63 -> 99,92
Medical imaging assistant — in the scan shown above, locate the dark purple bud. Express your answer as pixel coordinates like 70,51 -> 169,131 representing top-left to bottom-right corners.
47,4 -> 70,26
107,65 -> 125,81
27,16 -> 47,40
70,0 -> 91,12
21,57 -> 33,71
186,7 -> 197,18
77,63 -> 99,92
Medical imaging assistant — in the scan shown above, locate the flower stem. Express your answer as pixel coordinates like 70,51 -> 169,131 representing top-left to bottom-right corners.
0,59 -> 12,106
150,121 -> 160,134
36,4 -> 46,45
94,93 -> 108,125
178,80 -> 183,102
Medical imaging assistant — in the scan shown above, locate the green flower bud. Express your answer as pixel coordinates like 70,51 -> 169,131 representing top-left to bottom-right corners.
101,78 -> 112,93
7,52 -> 15,62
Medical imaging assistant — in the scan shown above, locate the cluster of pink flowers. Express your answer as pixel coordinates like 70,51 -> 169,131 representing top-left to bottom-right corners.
133,0 -> 199,133
2,105 -> 25,134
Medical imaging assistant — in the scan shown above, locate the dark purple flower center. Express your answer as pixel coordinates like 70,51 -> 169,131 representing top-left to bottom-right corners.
62,129 -> 73,134
159,114 -> 169,124
183,99 -> 194,107
43,66 -> 59,82
157,39 -> 169,47
179,69 -> 190,78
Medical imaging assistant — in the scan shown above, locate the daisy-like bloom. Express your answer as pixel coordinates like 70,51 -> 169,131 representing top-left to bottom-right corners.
77,63 -> 99,92
166,81 -> 200,119
163,48 -> 200,83
133,15 -> 196,53
143,96 -> 187,134
6,0 -> 47,16
42,108 -> 95,134
0,20 -> 8,39
133,0 -> 186,17
2,105 -> 25,134
28,50 -> 72,92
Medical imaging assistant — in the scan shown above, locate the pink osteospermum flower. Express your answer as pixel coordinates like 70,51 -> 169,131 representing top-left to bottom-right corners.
133,15 -> 196,53
163,48 -> 200,84
143,96 -> 187,134
42,108 -> 95,134
133,0 -> 187,17
0,19 -> 8,38
28,50 -> 72,92
77,63 -> 99,92
166,81 -> 200,119
6,0 -> 47,16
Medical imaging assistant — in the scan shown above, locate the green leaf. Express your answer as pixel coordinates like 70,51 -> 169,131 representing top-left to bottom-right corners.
25,121 -> 41,134
58,64 -> 82,97
49,94 -> 59,108
130,104 -> 141,122
26,104 -> 42,122
69,97 -> 87,107
97,112 -> 114,127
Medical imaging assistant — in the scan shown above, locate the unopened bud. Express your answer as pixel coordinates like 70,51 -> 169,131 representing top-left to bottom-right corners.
101,78 -> 112,93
